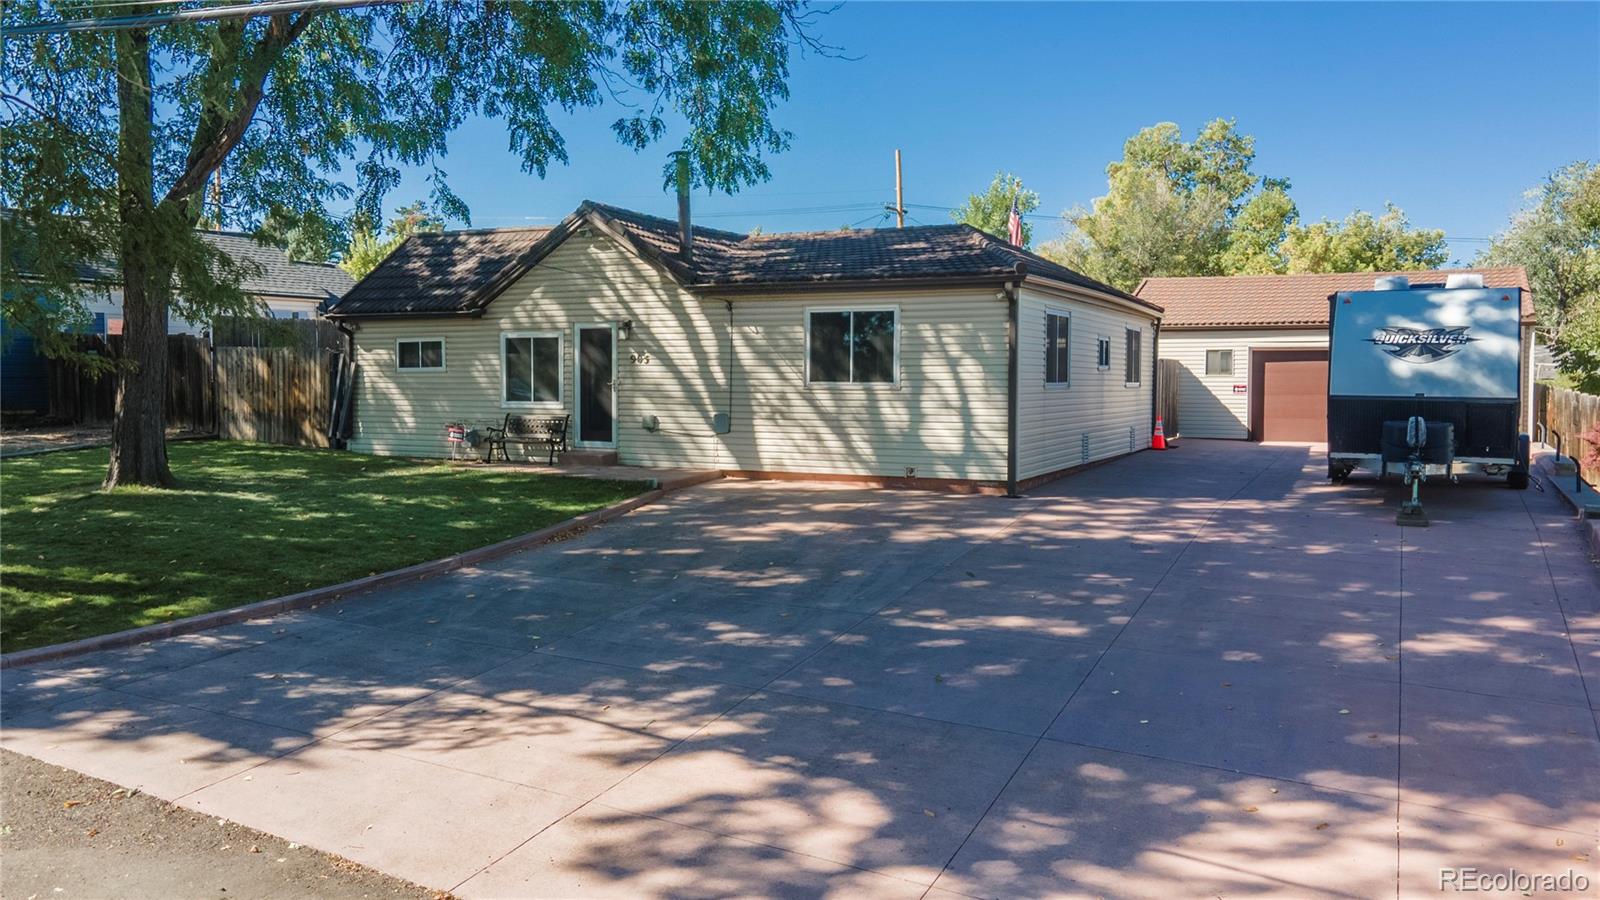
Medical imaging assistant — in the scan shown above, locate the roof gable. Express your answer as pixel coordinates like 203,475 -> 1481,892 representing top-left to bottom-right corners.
1134,268 -> 1534,328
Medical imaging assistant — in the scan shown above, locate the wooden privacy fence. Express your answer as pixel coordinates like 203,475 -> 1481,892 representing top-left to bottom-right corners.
46,335 -> 213,430
1535,382 -> 1600,484
1156,358 -> 1181,437
216,347 -> 334,447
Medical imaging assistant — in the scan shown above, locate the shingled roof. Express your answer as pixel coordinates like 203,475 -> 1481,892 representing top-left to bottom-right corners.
8,220 -> 354,302
1134,267 -> 1534,329
327,201 -> 1157,319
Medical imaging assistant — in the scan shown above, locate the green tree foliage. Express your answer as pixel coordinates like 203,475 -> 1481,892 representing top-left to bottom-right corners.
952,172 -> 1040,246
1041,120 -> 1276,289
1281,204 -> 1447,274
1040,119 -> 1448,291
1478,161 -> 1600,390
2,1 -> 826,486
340,201 -> 446,279
258,206 -> 344,264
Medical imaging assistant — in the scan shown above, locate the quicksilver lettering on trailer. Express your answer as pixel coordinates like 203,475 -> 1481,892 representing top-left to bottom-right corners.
1367,326 -> 1476,362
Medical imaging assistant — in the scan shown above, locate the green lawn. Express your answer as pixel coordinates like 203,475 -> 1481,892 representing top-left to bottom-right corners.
0,441 -> 644,652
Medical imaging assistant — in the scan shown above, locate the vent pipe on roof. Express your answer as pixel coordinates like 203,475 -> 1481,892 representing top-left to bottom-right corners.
1374,275 -> 1410,291
673,152 -> 693,267
1445,273 -> 1485,290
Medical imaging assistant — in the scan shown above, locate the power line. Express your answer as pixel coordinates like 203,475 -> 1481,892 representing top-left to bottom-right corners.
3,0 -> 407,37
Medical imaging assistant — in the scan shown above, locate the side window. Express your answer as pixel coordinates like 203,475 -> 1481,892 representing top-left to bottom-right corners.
397,338 -> 445,371
1124,328 -> 1142,386
807,309 -> 898,384
1044,312 -> 1069,385
1096,336 -> 1111,370
1205,349 -> 1233,376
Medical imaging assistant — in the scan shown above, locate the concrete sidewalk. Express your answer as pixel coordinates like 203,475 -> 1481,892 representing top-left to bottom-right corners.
4,441 -> 1597,897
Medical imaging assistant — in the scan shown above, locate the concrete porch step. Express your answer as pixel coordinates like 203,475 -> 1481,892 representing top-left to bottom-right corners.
559,448 -> 618,466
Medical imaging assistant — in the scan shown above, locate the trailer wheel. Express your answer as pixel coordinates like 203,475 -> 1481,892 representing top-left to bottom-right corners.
1508,468 -> 1529,490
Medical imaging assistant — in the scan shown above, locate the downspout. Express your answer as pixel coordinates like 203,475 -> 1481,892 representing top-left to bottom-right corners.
1004,276 -> 1022,498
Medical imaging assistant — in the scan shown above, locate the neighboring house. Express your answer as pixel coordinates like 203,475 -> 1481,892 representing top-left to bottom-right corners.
67,230 -> 355,336
1,228 -> 353,413
327,201 -> 1164,493
1134,267 -> 1534,443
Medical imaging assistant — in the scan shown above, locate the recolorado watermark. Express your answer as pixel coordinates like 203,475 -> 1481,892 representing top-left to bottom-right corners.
1439,868 -> 1590,893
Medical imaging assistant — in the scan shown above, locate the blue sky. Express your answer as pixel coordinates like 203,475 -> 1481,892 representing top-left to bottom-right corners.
387,1 -> 1599,263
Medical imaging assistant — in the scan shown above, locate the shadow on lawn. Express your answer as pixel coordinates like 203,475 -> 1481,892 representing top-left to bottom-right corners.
0,442 -> 640,650
3,442 -> 1598,896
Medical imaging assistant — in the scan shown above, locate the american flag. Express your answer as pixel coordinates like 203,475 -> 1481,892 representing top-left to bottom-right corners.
1008,193 -> 1023,247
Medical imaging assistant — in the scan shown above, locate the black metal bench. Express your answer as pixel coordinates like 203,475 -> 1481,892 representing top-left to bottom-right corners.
482,413 -> 570,464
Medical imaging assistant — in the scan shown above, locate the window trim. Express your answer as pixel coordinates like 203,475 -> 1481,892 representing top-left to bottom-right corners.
803,304 -> 901,387
1043,307 -> 1071,388
1124,327 -> 1143,388
396,337 -> 446,373
500,330 -> 564,408
1096,335 -> 1112,371
1205,348 -> 1234,377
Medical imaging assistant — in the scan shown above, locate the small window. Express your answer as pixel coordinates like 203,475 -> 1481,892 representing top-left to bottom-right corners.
1205,349 -> 1233,376
1096,336 -> 1111,370
1124,328 -> 1142,386
397,338 -> 445,371
503,332 -> 561,404
807,308 -> 897,384
1044,312 -> 1070,385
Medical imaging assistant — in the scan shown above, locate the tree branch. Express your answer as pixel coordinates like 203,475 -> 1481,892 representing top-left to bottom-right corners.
162,11 -> 317,206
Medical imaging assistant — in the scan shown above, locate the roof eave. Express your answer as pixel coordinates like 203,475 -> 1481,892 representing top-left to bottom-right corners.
1021,273 -> 1164,316
325,307 -> 487,321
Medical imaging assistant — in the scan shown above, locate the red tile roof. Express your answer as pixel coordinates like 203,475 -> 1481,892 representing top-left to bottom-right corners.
1134,268 -> 1534,328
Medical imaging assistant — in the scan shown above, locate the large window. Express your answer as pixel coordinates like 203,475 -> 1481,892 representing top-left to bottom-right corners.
397,338 -> 445,371
1124,328 -> 1142,386
1044,312 -> 1070,385
502,332 -> 561,404
1205,348 -> 1233,376
807,308 -> 897,384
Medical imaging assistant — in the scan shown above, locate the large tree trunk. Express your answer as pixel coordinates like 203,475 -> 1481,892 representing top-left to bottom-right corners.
106,22 -> 174,489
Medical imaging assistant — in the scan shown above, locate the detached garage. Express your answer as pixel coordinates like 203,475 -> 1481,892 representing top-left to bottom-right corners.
1136,268 -> 1532,442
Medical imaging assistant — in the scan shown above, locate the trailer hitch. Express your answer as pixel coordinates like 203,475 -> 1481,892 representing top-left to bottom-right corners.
1397,416 -> 1430,527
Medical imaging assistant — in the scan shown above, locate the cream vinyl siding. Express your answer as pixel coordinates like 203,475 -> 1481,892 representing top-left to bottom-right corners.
715,289 -> 1009,481
1159,328 -> 1328,439
349,231 -> 1010,480
1016,286 -> 1156,481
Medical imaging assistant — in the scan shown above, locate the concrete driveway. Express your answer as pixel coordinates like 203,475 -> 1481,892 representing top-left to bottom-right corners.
4,441 -> 1598,898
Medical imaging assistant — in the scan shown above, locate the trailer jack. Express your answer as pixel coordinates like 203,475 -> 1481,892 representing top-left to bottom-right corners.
1396,416 -> 1430,527
1397,460 -> 1429,526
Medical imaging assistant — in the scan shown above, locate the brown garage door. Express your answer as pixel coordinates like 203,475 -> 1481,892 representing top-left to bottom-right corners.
1250,349 -> 1328,442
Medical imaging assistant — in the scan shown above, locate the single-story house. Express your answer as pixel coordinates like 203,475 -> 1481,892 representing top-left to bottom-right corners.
326,201 -> 1164,494
1134,267 -> 1534,443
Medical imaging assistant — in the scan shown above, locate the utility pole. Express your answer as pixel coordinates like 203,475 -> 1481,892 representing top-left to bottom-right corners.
211,167 -> 223,229
892,149 -> 905,228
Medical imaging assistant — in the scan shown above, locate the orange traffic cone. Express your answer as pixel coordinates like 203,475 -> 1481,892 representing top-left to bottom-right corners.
1151,416 -> 1168,450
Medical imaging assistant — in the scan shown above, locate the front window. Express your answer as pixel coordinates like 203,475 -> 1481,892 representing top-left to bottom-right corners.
1044,312 -> 1069,385
397,338 -> 445,371
503,332 -> 561,404
808,308 -> 897,384
1124,328 -> 1142,385
1205,349 -> 1233,376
